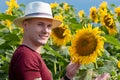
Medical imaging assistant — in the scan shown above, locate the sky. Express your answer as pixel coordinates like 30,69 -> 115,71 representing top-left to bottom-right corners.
0,0 -> 120,15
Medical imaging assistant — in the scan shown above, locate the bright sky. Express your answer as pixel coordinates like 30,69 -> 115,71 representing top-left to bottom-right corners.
0,0 -> 120,15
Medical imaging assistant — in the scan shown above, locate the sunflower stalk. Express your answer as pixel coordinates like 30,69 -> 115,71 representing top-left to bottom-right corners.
94,62 -> 98,69
54,62 -> 56,74
58,65 -> 62,80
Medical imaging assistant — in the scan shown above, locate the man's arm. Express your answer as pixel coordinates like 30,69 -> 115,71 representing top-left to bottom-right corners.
61,62 -> 110,80
61,62 -> 80,80
95,73 -> 110,80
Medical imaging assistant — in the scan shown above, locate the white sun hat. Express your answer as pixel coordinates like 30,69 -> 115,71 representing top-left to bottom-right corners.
14,1 -> 62,28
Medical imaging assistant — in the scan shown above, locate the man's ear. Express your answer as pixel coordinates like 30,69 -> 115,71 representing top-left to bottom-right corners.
22,20 -> 28,30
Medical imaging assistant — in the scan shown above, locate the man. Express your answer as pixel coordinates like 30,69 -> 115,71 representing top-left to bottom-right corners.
9,1 -> 80,80
9,1 -> 110,80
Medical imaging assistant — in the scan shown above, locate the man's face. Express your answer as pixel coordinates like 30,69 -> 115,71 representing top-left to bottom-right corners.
23,18 -> 53,46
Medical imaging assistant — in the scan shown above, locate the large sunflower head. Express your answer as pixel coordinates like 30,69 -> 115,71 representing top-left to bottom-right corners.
51,24 -> 71,46
89,7 -> 98,23
69,24 -> 105,65
100,13 -> 117,35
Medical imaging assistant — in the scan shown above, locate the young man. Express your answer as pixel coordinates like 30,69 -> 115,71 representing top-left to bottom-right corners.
9,1 -> 110,80
8,1 -> 80,80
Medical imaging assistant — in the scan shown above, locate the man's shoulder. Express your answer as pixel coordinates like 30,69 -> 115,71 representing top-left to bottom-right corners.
12,45 -> 39,62
15,45 -> 34,53
13,45 -> 35,57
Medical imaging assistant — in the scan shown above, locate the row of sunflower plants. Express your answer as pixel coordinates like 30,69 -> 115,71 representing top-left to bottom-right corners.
0,0 -> 120,80
50,1 -> 120,80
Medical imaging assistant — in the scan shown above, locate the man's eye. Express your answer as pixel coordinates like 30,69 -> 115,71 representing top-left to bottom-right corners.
47,25 -> 52,29
38,23 -> 44,26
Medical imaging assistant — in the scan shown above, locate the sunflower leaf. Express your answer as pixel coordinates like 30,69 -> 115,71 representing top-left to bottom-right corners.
104,49 -> 110,57
0,38 -> 5,45
104,35 -> 120,48
0,13 -> 16,21
44,44 -> 65,60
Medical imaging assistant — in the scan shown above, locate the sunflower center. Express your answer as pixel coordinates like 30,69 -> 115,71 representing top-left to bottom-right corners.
52,27 -> 65,39
92,11 -> 97,19
118,13 -> 120,16
104,15 -> 114,28
108,23 -> 114,29
76,32 -> 97,56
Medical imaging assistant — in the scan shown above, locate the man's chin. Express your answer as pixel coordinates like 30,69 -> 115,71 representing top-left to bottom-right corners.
39,42 -> 47,46
37,40 -> 48,46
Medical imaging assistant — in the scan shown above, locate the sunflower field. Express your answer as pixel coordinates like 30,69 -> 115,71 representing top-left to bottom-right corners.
0,0 -> 120,80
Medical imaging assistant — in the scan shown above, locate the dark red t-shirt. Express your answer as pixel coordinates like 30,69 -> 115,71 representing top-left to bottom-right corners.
9,45 -> 52,80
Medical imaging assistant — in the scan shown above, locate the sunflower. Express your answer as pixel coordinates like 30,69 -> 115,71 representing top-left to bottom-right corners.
54,14 -> 65,22
98,1 -> 107,15
117,61 -> 120,68
63,3 -> 70,11
100,13 -> 117,35
99,1 -> 107,11
114,7 -> 120,17
51,24 -> 71,46
78,10 -> 85,18
50,2 -> 59,9
69,24 -> 105,65
89,7 -> 98,23
2,20 -> 12,31
6,0 -> 19,15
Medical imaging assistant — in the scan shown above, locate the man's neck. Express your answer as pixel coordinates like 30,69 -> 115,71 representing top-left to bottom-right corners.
22,41 -> 41,54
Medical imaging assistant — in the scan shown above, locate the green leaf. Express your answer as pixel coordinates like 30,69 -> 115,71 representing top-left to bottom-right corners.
104,49 -> 110,57
96,60 -> 116,74
0,13 -> 16,21
2,33 -> 20,46
44,44 -> 65,60
104,35 -> 120,48
117,16 -> 120,22
3,33 -> 20,41
70,23 -> 82,30
0,24 -> 6,29
0,38 -> 5,45
0,43 -> 13,50
110,4 -> 116,7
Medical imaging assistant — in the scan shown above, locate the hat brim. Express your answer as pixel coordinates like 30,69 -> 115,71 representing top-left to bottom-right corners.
14,16 -> 62,28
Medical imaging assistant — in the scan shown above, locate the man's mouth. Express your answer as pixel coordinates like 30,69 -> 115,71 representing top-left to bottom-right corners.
39,35 -> 48,39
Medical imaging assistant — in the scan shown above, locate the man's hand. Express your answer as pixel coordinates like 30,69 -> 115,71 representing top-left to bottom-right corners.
95,73 -> 110,80
65,62 -> 80,79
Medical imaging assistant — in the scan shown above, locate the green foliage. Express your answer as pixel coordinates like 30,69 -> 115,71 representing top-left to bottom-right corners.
1,1 -> 120,80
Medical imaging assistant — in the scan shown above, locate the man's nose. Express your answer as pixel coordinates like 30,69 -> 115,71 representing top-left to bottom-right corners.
42,25 -> 49,33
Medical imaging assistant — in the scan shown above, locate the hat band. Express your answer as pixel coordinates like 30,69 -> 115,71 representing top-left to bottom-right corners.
25,13 -> 52,17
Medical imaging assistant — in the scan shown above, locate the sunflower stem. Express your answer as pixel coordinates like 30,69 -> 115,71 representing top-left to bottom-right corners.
94,62 -> 98,69
54,62 -> 56,74
58,65 -> 61,80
